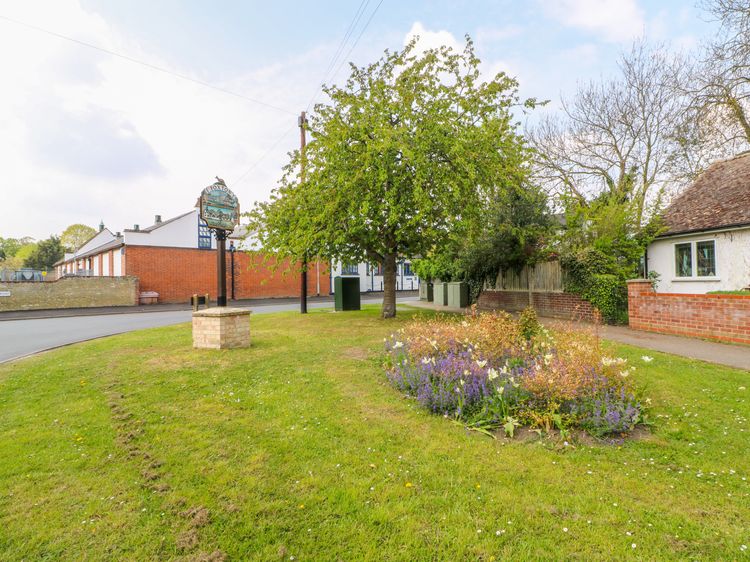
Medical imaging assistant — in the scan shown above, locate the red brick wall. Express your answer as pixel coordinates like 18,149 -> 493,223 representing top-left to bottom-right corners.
477,289 -> 598,322
124,245 -> 330,303
628,279 -> 750,344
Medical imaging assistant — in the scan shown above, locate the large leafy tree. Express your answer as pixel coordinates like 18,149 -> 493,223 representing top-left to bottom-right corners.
23,236 -> 64,270
61,223 -> 96,252
249,37 -> 535,318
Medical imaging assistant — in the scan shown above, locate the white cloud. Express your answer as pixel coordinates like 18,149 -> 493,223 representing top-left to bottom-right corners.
541,0 -> 645,43
0,0 -> 329,239
476,25 -> 524,44
403,21 -> 463,55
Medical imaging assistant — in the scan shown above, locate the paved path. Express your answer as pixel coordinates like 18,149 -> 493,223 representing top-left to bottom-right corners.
405,300 -> 750,371
0,296 -> 418,364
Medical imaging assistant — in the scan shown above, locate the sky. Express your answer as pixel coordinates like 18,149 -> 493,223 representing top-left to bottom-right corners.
0,0 -> 717,240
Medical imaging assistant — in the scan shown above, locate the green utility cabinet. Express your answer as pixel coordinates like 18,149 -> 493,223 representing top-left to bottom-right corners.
447,281 -> 469,308
434,281 -> 448,306
334,276 -> 361,311
419,282 -> 434,302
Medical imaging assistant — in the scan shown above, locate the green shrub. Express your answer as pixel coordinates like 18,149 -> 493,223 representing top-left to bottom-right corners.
518,306 -> 541,340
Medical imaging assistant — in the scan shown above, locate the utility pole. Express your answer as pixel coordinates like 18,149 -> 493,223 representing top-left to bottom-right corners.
299,110 -> 308,314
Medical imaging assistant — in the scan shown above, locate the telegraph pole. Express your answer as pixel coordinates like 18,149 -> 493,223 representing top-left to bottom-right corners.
299,111 -> 308,314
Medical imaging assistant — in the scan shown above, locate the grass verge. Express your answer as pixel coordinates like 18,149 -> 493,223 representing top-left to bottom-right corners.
0,305 -> 748,560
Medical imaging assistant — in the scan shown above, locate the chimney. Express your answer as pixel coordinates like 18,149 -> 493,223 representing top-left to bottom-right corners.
133,224 -> 139,231
155,215 -> 162,224
115,231 -> 121,237
99,220 -> 104,232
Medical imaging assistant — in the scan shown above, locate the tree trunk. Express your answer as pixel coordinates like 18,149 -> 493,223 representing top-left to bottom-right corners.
382,252 -> 397,319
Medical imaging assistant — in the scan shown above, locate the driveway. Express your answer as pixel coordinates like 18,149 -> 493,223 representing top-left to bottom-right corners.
0,296 -> 418,364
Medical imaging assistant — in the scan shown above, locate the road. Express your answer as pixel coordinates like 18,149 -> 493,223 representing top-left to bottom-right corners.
0,296 -> 418,364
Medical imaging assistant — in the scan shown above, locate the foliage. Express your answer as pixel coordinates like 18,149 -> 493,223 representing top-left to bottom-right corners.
247,36 -> 537,318
517,306 -> 541,340
23,236 -> 64,270
384,312 -> 645,436
0,236 -> 34,260
60,224 -> 96,251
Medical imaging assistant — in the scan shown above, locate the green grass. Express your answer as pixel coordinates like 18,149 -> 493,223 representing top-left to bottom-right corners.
0,305 -> 748,561
707,290 -> 750,295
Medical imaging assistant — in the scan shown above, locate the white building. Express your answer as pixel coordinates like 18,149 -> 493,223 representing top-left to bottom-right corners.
330,260 -> 420,293
646,153 -> 750,293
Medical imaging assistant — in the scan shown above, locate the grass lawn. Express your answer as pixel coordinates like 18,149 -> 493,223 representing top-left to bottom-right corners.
0,305 -> 748,561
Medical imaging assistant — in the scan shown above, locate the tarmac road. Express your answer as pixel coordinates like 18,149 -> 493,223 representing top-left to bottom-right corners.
0,296 -> 418,364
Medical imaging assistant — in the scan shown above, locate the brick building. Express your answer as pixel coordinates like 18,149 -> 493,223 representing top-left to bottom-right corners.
54,209 -> 329,303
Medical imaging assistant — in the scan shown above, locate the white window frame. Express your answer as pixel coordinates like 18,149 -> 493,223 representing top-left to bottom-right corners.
672,239 -> 718,280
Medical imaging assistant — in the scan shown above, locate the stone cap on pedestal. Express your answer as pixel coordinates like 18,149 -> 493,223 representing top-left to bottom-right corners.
192,307 -> 252,318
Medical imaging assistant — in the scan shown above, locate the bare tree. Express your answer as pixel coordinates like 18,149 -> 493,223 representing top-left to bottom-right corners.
529,41 -> 690,227
688,1 -> 750,151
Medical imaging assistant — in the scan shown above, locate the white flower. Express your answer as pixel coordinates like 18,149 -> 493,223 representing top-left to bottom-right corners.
421,357 -> 431,365
631,543 -> 637,549
461,321 -> 469,327
459,379 -> 465,386
641,355 -> 653,362
562,527 -> 568,533
497,386 -> 505,395
393,341 -> 404,349
620,370 -> 629,378
463,370 -> 470,376
487,368 -> 499,381
476,360 -> 487,368
739,386 -> 746,391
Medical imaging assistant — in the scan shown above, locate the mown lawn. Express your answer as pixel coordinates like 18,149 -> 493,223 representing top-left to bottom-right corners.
0,305 -> 748,561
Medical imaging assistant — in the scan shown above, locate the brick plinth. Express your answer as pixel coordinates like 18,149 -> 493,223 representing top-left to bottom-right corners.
192,307 -> 251,349
627,279 -> 750,344
477,290 -> 598,322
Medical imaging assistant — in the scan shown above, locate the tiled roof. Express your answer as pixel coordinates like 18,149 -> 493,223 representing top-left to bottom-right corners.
661,152 -> 750,236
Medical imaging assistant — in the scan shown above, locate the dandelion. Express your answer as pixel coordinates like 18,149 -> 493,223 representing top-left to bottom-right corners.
641,356 -> 653,362
298,504 -> 305,509
405,482 -> 413,488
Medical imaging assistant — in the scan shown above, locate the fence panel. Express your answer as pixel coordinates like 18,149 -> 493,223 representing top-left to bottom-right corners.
491,261 -> 564,292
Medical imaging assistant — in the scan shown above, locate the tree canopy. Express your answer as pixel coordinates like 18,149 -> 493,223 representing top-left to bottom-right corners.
61,224 -> 97,252
248,37 -> 537,317
23,236 -> 64,270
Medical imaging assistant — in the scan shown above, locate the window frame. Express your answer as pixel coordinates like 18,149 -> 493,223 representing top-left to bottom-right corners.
341,263 -> 360,276
198,218 -> 212,250
672,239 -> 718,279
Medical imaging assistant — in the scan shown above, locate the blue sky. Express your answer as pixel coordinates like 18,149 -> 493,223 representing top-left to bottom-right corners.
1,0 -> 718,239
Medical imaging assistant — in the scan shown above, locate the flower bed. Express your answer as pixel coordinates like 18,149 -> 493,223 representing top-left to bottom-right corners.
384,310 -> 646,437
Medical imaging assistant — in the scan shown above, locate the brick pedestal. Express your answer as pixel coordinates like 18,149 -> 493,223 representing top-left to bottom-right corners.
192,307 -> 251,349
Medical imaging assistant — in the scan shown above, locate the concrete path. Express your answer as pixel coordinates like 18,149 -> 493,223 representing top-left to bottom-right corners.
0,296 -> 419,364
405,300 -> 750,371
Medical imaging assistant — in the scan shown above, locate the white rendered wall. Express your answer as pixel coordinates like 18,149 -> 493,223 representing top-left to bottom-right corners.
647,228 -> 750,293
123,210 -> 215,249
330,261 -> 420,292
76,229 -> 115,255
113,251 -> 122,276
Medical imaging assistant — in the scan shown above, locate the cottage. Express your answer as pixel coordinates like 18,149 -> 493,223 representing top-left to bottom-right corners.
646,152 -> 750,293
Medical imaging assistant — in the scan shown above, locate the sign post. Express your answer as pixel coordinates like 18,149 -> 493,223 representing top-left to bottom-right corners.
199,177 -> 240,307
193,177 -> 250,349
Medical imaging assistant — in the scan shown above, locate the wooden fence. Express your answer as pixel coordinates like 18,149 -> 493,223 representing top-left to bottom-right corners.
489,261 -> 565,292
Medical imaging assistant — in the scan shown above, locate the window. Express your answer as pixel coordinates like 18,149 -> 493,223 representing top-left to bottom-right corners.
341,263 -> 359,275
696,241 -> 716,277
674,243 -> 692,277
402,262 -> 413,276
674,240 -> 716,278
373,263 -> 384,275
198,218 -> 212,249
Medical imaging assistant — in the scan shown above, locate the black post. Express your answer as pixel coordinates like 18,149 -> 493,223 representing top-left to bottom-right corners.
216,230 -> 227,307
230,241 -> 236,300
300,251 -> 308,314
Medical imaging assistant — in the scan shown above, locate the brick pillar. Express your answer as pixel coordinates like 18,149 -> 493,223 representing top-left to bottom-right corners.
627,279 -> 654,328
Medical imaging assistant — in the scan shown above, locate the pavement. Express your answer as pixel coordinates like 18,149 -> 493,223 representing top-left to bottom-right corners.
406,300 -> 750,371
0,293 -> 419,364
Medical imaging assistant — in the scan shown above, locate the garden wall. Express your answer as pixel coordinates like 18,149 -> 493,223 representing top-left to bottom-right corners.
628,279 -> 750,344
477,289 -> 598,322
0,276 -> 139,312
